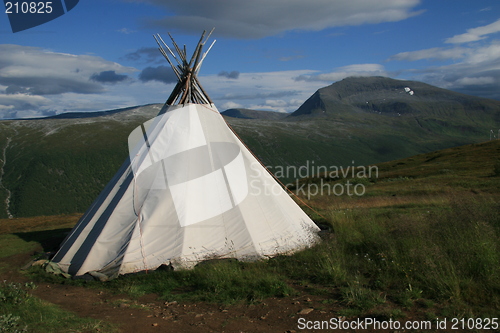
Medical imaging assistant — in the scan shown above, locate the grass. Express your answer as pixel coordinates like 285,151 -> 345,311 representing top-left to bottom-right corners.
108,260 -> 295,304
28,259 -> 296,305
26,197 -> 499,319
0,234 -> 39,260
288,140 -> 500,317
2,140 -> 500,322
0,214 -> 117,332
0,215 -> 78,274
0,281 -> 117,333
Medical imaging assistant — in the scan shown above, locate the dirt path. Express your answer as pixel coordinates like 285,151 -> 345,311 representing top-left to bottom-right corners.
1,252 -> 347,333
31,282 -> 339,333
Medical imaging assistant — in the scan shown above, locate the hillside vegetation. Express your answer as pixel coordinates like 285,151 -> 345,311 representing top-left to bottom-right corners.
0,76 -> 499,218
0,140 -> 498,332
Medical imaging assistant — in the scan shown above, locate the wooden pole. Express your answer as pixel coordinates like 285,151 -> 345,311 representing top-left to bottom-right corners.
155,29 -> 215,105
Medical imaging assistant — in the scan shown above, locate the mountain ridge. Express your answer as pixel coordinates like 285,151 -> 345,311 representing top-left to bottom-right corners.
290,76 -> 500,118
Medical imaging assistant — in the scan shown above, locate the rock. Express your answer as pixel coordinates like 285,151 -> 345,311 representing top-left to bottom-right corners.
88,271 -> 110,282
32,259 -> 48,266
298,308 -> 314,315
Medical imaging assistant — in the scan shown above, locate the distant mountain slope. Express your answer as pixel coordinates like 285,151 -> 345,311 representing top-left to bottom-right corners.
375,139 -> 500,183
0,76 -> 499,218
222,108 -> 288,120
0,105 -> 162,218
291,76 -> 500,118
42,105 -> 157,119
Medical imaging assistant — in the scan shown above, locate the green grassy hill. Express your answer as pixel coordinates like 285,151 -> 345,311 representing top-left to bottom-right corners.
1,139 -> 498,329
0,105 -> 161,218
229,76 -> 500,170
0,76 -> 499,218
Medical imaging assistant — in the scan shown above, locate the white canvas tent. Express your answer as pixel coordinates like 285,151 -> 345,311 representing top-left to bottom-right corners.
50,31 -> 320,279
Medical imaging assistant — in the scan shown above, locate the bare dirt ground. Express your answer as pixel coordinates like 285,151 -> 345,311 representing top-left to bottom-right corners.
32,282 -> 338,333
1,250 -> 355,333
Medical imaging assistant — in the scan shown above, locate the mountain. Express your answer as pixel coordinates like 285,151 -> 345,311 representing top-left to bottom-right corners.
221,108 -> 287,120
0,76 -> 499,218
291,76 -> 500,119
0,105 -> 162,218
230,77 -> 499,170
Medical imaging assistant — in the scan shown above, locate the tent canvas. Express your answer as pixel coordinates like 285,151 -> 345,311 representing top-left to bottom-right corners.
50,31 -> 320,279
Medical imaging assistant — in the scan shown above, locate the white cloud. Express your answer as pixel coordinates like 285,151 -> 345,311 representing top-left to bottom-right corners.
221,101 -> 243,109
0,45 -> 136,95
455,76 -> 495,86
130,0 -> 423,38
295,64 -> 389,82
396,41 -> 500,99
0,45 -> 326,117
0,93 -> 50,108
465,41 -> 500,64
248,104 -> 287,113
445,18 -> 500,44
0,44 -> 139,118
254,98 -> 304,113
387,19 -> 500,100
389,47 -> 469,61
200,70 -> 326,112
265,99 -> 289,108
0,93 -> 52,119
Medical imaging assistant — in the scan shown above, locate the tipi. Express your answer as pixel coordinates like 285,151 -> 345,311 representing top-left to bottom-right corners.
50,30 -> 320,279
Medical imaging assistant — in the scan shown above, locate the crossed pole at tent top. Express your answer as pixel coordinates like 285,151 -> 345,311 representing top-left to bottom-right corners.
154,29 -> 216,106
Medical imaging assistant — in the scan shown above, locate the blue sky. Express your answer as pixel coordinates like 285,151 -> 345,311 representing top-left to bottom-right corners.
1,0 -> 499,118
